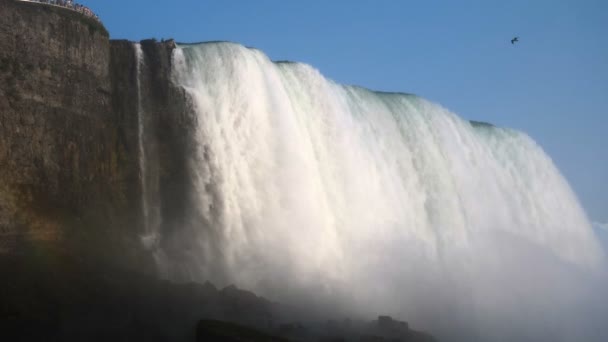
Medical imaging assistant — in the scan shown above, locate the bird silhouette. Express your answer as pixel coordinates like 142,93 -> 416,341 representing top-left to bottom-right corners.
511,37 -> 519,44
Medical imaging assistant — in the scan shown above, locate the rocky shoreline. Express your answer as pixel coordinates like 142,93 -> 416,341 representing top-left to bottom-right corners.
0,251 -> 436,341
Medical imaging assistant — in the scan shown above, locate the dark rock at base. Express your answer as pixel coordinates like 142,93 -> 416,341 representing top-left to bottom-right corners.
0,253 -> 277,341
196,320 -> 287,342
365,316 -> 436,342
0,254 -> 439,342
317,316 -> 437,342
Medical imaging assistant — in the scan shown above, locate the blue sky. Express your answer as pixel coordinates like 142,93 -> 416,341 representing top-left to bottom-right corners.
82,0 -> 607,225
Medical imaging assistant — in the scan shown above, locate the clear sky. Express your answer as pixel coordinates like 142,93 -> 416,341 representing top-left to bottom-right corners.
81,0 -> 607,225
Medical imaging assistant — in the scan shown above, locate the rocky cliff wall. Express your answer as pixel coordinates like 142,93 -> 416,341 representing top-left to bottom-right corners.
0,0 -> 192,272
0,0 -> 115,252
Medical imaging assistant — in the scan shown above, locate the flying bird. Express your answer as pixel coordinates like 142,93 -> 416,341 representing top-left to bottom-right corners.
511,37 -> 519,44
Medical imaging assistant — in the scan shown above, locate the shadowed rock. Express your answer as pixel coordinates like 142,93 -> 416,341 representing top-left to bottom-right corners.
196,320 -> 287,342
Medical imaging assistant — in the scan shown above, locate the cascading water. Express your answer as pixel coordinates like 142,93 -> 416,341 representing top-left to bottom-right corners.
135,43 -> 164,273
135,43 -> 150,243
165,42 -> 605,341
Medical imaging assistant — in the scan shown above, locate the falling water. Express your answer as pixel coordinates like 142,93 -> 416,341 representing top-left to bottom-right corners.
134,43 -> 163,270
135,43 -> 150,240
165,42 -> 606,341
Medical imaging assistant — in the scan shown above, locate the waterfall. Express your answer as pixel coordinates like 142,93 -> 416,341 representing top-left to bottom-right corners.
166,42 -> 606,341
135,43 -> 152,245
135,43 -> 164,272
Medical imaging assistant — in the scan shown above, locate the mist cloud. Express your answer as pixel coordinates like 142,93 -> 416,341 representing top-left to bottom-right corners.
593,221 -> 608,232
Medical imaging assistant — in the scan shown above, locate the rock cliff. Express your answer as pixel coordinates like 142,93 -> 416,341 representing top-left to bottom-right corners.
0,0 -> 192,272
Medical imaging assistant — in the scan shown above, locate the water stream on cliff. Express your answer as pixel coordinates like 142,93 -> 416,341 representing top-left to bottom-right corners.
161,42 -> 606,341
135,44 -> 150,245
135,43 -> 165,274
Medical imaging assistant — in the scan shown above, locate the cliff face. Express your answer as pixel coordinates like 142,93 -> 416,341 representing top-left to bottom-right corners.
0,0 -> 191,271
0,0 -> 114,252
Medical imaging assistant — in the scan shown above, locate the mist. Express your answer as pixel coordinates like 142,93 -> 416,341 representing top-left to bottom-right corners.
134,42 -> 607,341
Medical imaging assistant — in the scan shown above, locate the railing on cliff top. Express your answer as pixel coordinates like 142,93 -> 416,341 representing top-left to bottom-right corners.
18,0 -> 100,22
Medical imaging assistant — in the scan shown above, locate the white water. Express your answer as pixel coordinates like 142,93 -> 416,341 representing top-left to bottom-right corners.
169,42 -> 606,341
